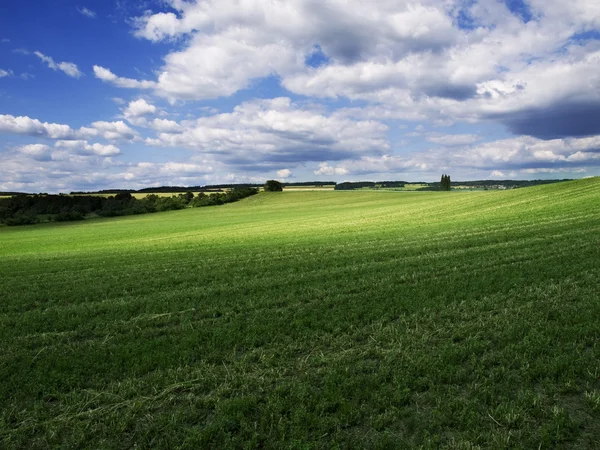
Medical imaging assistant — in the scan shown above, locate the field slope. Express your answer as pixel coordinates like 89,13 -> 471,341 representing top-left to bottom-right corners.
1,178 -> 599,448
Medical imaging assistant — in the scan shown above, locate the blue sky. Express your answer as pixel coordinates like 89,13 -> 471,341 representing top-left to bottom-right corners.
1,0 -> 599,192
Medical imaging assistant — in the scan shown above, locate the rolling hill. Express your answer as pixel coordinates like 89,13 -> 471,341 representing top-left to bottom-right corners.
1,178 -> 599,448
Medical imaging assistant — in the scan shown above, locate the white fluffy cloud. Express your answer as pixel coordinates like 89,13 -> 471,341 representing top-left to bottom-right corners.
0,114 -> 78,139
151,118 -> 181,133
122,99 -> 158,126
18,144 -> 52,161
89,121 -> 138,141
98,0 -> 462,101
0,114 -> 137,142
16,141 -> 119,162
144,97 -> 389,166
0,69 -> 12,78
54,140 -> 121,156
277,169 -> 292,178
314,163 -> 349,176
34,51 -> 83,78
124,99 -> 156,118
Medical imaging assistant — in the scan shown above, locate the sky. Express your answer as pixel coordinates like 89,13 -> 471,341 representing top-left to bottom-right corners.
1,0 -> 599,193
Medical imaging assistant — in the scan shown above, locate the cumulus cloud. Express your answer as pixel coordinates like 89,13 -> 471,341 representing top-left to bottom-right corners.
98,0 -> 462,101
314,163 -> 349,176
89,121 -> 138,141
0,114 -> 138,142
277,169 -> 292,178
0,114 -> 78,139
18,144 -> 52,161
0,69 -> 12,78
144,97 -> 389,166
124,99 -> 156,117
54,140 -> 121,156
151,118 -> 181,133
34,51 -> 83,78
122,99 -> 157,125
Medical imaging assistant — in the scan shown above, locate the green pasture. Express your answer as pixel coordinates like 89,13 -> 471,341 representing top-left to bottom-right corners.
1,178 -> 599,448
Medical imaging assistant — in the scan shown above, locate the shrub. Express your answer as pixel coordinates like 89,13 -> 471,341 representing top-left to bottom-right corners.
264,180 -> 283,192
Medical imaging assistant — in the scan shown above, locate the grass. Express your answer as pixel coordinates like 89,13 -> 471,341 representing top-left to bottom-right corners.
1,178 -> 599,448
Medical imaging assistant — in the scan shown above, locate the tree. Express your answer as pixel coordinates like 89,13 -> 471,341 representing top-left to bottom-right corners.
264,180 -> 283,192
440,174 -> 451,191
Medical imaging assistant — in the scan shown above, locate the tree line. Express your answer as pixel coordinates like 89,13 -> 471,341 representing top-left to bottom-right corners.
70,181 -> 336,195
0,188 -> 258,226
334,181 -> 406,190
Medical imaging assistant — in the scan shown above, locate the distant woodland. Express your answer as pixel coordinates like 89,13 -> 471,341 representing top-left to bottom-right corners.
0,188 -> 258,226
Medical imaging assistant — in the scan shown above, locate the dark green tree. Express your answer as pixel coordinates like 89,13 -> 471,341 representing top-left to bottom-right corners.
440,174 -> 451,191
264,180 -> 283,192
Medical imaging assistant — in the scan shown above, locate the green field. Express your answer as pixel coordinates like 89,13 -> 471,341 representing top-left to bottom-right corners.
1,178 -> 600,448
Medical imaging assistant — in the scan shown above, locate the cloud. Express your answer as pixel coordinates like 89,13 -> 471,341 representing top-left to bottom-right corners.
54,140 -> 121,156
16,141 -> 119,161
81,0 -> 599,149
124,99 -> 156,117
491,101 -> 600,140
6,0 -> 600,192
314,163 -> 349,176
122,98 -> 157,125
93,65 -> 156,89
96,0 -> 461,101
0,69 -> 12,78
277,169 -> 292,178
90,121 -> 138,141
329,134 -> 600,178
0,114 -> 138,142
0,148 -> 127,194
117,0 -> 600,142
18,144 -> 52,161
114,161 -> 216,187
151,118 -> 181,133
144,97 -> 389,166
0,114 -> 78,139
34,51 -> 83,78
77,7 -> 96,18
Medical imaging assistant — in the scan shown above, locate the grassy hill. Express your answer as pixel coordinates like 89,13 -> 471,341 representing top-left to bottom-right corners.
1,178 -> 599,448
